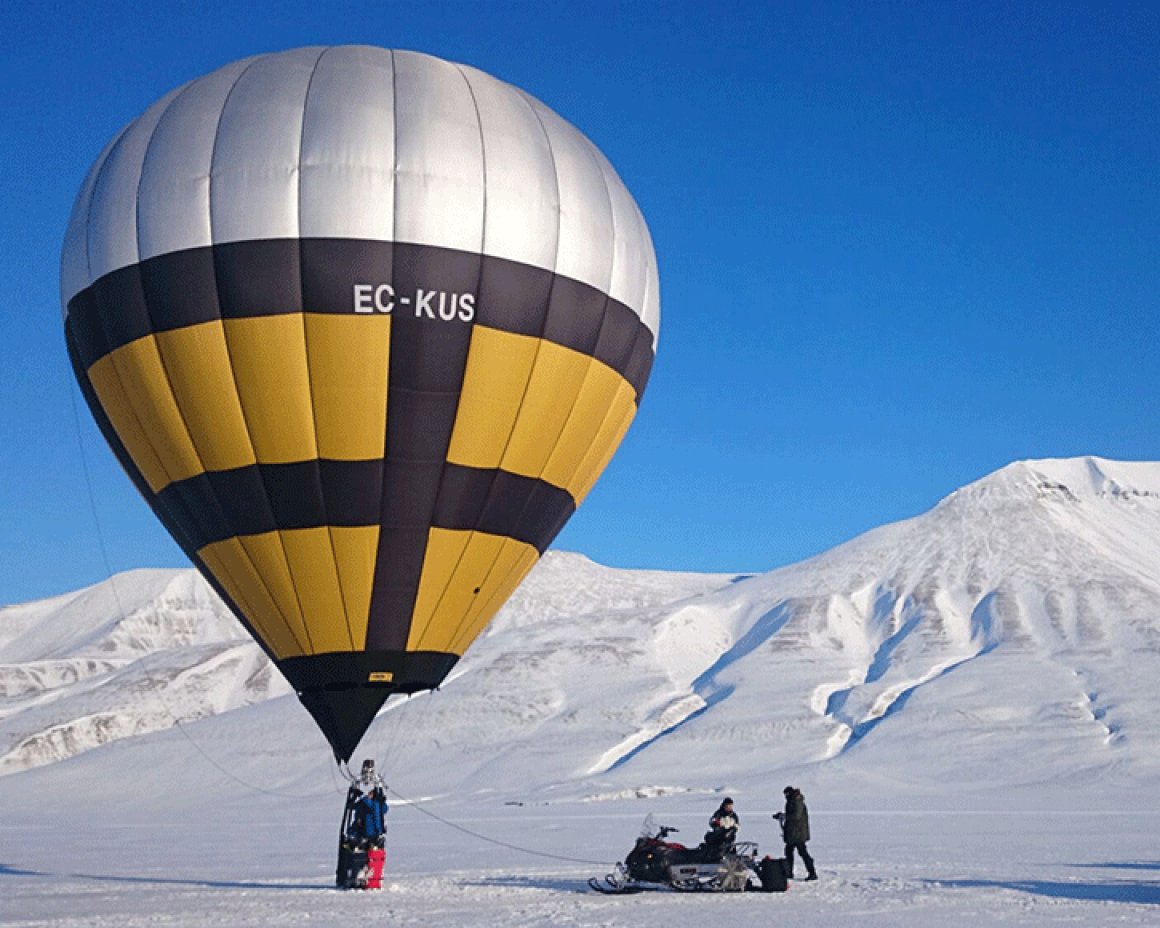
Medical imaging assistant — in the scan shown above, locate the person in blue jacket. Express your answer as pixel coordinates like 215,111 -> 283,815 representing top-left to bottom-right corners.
337,759 -> 389,888
347,758 -> 388,848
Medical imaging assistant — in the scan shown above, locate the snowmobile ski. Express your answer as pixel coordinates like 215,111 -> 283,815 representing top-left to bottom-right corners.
588,875 -> 645,894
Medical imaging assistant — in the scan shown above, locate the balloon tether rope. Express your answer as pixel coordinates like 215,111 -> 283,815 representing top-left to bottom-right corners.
68,382 -> 338,801
386,785 -> 607,866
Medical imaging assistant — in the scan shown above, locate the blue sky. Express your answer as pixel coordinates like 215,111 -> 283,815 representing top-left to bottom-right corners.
1,0 -> 1157,605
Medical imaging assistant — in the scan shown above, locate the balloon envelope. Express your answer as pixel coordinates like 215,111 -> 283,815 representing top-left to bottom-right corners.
61,46 -> 658,761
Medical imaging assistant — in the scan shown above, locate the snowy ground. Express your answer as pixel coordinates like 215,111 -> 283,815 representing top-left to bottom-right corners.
3,789 -> 1159,927
4,457 -> 1160,925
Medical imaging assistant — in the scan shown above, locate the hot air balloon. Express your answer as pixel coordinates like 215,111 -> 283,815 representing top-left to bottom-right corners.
61,46 -> 658,763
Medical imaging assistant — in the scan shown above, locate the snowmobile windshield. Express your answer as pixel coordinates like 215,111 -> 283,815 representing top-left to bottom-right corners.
638,815 -> 679,840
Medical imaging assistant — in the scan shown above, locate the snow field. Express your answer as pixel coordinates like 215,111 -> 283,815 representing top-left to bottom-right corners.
3,800 -> 1159,927
4,457 -> 1160,925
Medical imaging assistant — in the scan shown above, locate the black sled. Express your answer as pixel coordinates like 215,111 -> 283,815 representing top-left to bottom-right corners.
336,841 -> 369,889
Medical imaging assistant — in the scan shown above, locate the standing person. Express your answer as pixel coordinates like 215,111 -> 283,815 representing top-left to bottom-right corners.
354,758 -> 388,842
777,786 -> 817,881
350,783 -> 388,847
337,759 -> 389,888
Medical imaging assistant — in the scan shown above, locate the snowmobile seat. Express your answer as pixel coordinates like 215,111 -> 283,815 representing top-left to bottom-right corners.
700,827 -> 736,860
666,844 -> 708,866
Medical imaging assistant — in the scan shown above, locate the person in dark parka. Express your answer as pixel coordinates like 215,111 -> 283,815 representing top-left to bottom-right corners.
702,797 -> 740,857
778,786 -> 817,880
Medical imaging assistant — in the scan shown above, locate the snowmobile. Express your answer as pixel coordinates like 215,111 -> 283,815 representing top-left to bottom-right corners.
589,815 -> 767,893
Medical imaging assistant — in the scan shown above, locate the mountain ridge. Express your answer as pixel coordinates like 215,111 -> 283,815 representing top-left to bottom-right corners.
3,457 -> 1159,800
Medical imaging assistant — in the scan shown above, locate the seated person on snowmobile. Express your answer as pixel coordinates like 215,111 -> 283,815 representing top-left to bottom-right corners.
612,801 -> 749,890
701,797 -> 739,859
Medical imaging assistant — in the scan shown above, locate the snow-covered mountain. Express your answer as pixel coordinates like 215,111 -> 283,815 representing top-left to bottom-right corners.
0,569 -> 285,775
3,456 -> 1159,804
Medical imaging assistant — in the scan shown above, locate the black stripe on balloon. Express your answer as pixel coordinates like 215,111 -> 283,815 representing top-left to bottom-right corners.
152,461 -> 571,554
364,244 -> 482,651
66,239 -> 655,401
67,286 -> 112,371
215,239 -> 303,318
140,245 -> 221,330
300,238 -> 393,315
624,324 -> 657,405
432,464 -> 576,553
154,460 -> 379,543
279,649 -> 459,692
280,649 -> 460,762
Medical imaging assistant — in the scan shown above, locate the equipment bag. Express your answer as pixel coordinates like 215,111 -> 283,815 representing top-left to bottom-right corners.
758,856 -> 789,892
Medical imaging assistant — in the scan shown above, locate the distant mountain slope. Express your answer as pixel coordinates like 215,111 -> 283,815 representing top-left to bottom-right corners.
0,569 -> 279,774
0,555 -> 733,775
3,458 -> 1158,800
577,457 -> 1160,793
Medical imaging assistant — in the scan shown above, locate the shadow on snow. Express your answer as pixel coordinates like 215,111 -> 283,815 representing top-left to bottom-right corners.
0,863 -> 321,892
926,875 -> 1160,906
464,874 -> 593,894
